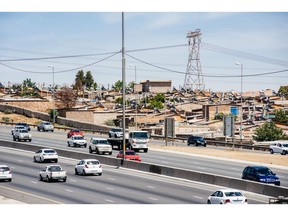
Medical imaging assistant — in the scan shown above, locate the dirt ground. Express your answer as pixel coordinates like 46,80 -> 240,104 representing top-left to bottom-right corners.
1,111 -> 287,167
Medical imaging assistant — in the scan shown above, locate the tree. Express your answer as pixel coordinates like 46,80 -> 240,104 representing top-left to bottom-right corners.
55,86 -> 78,109
85,71 -> 94,90
114,80 -> 123,91
273,109 -> 288,124
148,93 -> 165,109
278,86 -> 288,98
75,70 -> 85,86
254,122 -> 287,141
93,82 -> 98,91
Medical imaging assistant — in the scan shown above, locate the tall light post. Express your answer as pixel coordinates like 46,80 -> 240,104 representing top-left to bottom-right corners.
129,64 -> 137,129
235,62 -> 243,144
48,65 -> 55,125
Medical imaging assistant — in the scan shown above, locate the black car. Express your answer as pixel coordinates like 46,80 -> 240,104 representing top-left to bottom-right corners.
15,122 -> 31,131
242,166 -> 280,186
187,135 -> 207,147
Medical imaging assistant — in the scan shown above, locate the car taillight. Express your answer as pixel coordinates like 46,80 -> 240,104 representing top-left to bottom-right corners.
225,199 -> 231,203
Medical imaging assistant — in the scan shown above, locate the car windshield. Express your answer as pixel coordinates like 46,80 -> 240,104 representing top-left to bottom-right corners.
126,151 -> 136,155
113,128 -> 122,132
225,191 -> 243,197
72,130 -> 80,132
93,139 -> 109,144
0,167 -> 10,172
131,132 -> 148,139
74,136 -> 84,140
195,136 -> 204,141
19,129 -> 28,133
44,150 -> 56,154
87,160 -> 99,165
257,168 -> 273,175
43,122 -> 51,125
48,166 -> 62,171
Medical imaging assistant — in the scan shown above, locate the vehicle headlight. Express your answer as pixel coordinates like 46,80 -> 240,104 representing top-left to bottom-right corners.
260,178 -> 266,182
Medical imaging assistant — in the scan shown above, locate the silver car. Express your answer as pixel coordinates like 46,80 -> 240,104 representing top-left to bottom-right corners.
75,159 -> 102,176
0,165 -> 12,182
37,121 -> 54,132
33,149 -> 58,163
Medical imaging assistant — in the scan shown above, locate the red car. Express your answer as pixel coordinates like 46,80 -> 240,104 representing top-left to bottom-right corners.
116,150 -> 142,162
67,129 -> 84,138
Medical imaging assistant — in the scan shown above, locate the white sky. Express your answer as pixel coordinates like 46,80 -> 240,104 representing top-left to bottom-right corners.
0,1 -> 287,93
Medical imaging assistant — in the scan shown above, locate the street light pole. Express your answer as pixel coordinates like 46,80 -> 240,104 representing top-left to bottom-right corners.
129,64 -> 137,129
48,65 -> 55,125
235,62 -> 243,144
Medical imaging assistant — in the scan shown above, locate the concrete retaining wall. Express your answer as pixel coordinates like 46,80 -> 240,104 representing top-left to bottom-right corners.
0,140 -> 287,198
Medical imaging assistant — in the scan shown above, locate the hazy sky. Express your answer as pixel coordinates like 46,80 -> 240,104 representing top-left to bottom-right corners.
0,1 -> 287,93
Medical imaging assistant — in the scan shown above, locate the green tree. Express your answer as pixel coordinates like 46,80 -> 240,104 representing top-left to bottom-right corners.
85,71 -> 94,90
147,93 -> 165,109
273,109 -> 288,124
278,86 -> 288,98
75,70 -> 85,86
114,80 -> 123,91
93,82 -> 98,91
254,122 -> 287,141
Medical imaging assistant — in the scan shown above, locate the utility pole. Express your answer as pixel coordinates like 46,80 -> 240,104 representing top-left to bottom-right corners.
122,12 -> 126,160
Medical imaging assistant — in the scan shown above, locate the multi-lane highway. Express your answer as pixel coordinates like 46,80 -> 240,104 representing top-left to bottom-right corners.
1,125 -> 287,187
0,146 -> 269,204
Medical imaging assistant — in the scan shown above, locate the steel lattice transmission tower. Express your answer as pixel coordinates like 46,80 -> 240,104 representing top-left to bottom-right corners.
183,29 -> 205,91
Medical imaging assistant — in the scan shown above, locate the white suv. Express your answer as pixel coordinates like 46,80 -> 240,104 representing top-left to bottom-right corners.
37,121 -> 54,132
89,138 -> 112,155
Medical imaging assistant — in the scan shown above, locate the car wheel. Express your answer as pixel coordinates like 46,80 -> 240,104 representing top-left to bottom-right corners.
39,175 -> 43,181
109,133 -> 112,138
109,152 -> 112,155
37,127 -> 40,131
282,150 -> 286,155
89,147 -> 93,153
96,148 -> 99,154
207,200 -> 211,204
203,144 -> 207,147
84,144 -> 87,148
269,149 -> 274,154
75,168 -> 78,175
114,134 -> 117,138
144,149 -> 148,153
47,176 -> 51,182
33,156 -> 37,162
82,170 -> 86,176
55,159 -> 58,163
13,136 -> 16,141
8,178 -> 12,182
99,173 -> 102,176
40,157 -> 43,163
29,139 -> 32,142
63,178 -> 67,182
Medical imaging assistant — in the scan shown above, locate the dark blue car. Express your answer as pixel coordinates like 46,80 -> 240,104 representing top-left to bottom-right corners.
242,166 -> 280,186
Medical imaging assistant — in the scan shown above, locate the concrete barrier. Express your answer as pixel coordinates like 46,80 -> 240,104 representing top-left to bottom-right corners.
1,140 -> 288,198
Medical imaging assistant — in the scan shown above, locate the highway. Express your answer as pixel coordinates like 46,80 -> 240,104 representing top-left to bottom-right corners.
0,147 -> 269,204
0,124 -> 287,188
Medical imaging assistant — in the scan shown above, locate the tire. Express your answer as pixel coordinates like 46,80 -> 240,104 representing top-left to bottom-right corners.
187,143 -> 190,146
207,200 -> 211,204
75,168 -> 78,175
29,139 -> 32,142
84,144 -> 87,148
37,127 -> 40,131
55,159 -> 58,163
8,178 -> 12,182
109,152 -> 112,155
82,170 -> 86,176
98,173 -> 102,176
68,142 -> 70,147
40,157 -> 43,163
47,176 -> 51,182
89,147 -> 93,153
282,150 -> 286,155
109,133 -> 112,138
270,149 -> 274,154
33,156 -> 37,162
39,175 -> 43,181
144,149 -> 148,153
96,148 -> 99,154
63,177 -> 67,182
13,136 -> 16,141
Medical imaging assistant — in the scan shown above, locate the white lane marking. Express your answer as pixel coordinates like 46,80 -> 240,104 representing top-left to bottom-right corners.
17,160 -> 24,163
65,189 -> 74,193
231,168 -> 240,171
30,181 -> 38,184
70,179 -> 77,182
193,196 -> 203,200
147,185 -> 155,189
106,187 -> 114,191
108,178 -> 116,181
149,197 -> 158,201
105,199 -> 114,203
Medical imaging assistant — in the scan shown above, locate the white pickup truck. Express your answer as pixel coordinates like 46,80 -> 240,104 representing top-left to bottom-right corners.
269,142 -> 288,155
67,135 -> 87,148
39,165 -> 67,182
13,128 -> 32,142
